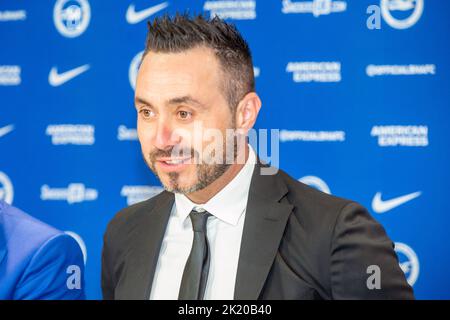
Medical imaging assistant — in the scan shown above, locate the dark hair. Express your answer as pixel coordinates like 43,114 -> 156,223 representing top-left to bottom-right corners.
143,13 -> 255,112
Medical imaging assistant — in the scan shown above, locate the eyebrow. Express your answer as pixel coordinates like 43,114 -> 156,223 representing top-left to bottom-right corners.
134,96 -> 153,108
134,95 -> 207,110
167,96 -> 207,109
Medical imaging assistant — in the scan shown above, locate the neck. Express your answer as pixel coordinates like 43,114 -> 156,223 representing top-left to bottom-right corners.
186,145 -> 249,204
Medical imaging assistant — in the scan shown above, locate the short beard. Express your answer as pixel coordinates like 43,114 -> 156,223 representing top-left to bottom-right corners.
144,126 -> 240,195
165,161 -> 231,194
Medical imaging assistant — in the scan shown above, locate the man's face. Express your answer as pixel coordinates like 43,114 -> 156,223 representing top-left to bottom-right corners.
135,46 -> 237,194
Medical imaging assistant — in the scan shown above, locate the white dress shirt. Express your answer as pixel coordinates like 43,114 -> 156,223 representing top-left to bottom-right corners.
149,145 -> 257,300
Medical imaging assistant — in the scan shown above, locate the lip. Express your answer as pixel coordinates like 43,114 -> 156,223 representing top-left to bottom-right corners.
156,156 -> 192,172
157,156 -> 192,162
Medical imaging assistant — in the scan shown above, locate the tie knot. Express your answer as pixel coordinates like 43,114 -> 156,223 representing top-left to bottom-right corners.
189,209 -> 211,232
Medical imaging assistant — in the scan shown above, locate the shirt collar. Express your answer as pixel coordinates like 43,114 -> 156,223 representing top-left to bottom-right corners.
174,144 -> 257,226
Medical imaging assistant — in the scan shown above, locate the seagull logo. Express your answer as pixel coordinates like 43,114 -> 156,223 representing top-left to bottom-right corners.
126,2 -> 169,25
372,191 -> 421,214
49,64 -> 90,87
0,124 -> 14,139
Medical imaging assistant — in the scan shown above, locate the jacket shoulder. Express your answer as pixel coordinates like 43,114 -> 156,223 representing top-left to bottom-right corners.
277,169 -> 356,221
0,201 -> 63,249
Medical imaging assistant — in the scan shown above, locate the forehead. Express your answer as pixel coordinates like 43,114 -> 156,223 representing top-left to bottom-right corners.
136,46 -> 223,101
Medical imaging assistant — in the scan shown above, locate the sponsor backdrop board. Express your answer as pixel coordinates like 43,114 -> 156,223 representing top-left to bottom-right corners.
1,0 -> 449,299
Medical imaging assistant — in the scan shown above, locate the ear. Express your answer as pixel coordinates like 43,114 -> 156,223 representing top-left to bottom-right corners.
234,92 -> 262,134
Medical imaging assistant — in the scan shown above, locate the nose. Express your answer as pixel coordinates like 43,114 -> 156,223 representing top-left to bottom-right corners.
152,119 -> 182,151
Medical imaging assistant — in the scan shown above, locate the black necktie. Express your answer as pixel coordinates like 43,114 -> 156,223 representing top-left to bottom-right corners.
178,209 -> 212,300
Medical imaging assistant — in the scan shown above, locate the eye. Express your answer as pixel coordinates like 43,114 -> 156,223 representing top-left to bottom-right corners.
177,110 -> 192,120
139,108 -> 155,119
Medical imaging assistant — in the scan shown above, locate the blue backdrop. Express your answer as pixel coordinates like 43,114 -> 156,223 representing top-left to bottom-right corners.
1,0 -> 449,299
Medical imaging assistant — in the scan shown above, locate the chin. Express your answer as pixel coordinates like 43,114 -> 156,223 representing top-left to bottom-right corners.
161,176 -> 198,194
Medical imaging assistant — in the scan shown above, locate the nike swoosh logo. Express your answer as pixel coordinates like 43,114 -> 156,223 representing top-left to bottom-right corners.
126,2 -> 169,24
372,191 -> 421,213
0,124 -> 14,138
49,64 -> 90,87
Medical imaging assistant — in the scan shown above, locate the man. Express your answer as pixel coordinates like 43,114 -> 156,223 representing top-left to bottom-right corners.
0,200 -> 85,299
102,14 -> 414,300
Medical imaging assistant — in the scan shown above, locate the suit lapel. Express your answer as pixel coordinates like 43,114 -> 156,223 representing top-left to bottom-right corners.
234,163 -> 293,299
119,191 -> 174,300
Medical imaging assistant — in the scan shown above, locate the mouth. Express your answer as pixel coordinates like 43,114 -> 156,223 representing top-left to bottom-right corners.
156,156 -> 192,172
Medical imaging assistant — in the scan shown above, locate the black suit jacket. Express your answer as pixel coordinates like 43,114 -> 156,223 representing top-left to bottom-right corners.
102,162 -> 414,299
